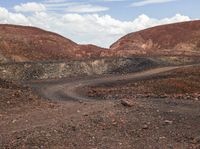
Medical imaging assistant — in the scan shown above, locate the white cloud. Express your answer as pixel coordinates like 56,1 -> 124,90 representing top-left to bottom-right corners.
0,6 -> 192,47
0,7 -> 30,25
65,4 -> 109,13
43,2 -> 78,8
14,2 -> 46,12
131,0 -> 177,7
44,0 -> 68,3
43,1 -> 109,13
98,0 -> 126,1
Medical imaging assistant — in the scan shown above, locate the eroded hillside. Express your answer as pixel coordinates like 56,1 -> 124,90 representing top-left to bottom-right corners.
0,24 -> 108,62
1,21 -> 200,63
111,20 -> 200,56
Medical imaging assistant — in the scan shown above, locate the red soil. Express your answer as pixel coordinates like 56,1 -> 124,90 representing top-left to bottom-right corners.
111,20 -> 200,56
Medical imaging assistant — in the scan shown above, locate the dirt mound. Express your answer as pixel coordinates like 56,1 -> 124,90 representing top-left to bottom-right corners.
111,20 -> 200,56
0,24 -> 107,62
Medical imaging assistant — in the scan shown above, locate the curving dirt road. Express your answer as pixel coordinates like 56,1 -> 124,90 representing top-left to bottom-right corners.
2,64 -> 200,148
33,65 -> 195,101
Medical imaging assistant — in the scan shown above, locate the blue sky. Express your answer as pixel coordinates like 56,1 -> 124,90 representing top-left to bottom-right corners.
0,0 -> 199,47
1,0 -> 200,20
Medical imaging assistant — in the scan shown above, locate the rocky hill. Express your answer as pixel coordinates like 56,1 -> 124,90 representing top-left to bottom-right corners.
0,24 -> 107,62
110,20 -> 200,56
1,21 -> 200,63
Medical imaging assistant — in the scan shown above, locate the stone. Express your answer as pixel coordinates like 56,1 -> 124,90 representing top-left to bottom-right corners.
142,125 -> 148,129
12,119 -> 17,123
194,136 -> 200,144
164,120 -> 173,125
121,99 -> 134,107
46,133 -> 51,137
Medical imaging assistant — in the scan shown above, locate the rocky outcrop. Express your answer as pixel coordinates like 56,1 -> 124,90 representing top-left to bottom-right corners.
0,56 -> 199,81
0,57 -> 161,81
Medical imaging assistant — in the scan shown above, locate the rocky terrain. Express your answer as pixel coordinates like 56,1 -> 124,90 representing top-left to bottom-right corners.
1,21 -> 200,63
111,20 -> 200,56
1,65 -> 200,149
0,20 -> 200,149
0,56 -> 200,81
86,65 -> 200,101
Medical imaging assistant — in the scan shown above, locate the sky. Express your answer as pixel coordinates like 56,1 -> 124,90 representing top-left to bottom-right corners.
0,0 -> 199,47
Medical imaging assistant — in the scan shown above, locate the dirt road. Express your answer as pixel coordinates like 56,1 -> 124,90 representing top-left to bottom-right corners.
34,65 -> 188,101
1,64 -> 200,148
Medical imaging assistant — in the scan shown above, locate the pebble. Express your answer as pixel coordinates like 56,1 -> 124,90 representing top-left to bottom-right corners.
164,120 -> 173,125
46,133 -> 51,137
142,124 -> 148,129
159,136 -> 166,140
12,119 -> 17,123
83,113 -> 89,116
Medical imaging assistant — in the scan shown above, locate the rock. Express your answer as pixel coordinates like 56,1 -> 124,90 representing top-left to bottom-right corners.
159,136 -> 166,140
48,103 -> 55,108
79,100 -> 83,104
12,119 -> 17,123
194,136 -> 200,144
164,120 -> 173,125
71,126 -> 76,131
142,125 -> 148,129
83,113 -> 89,117
167,144 -> 174,149
121,99 -> 134,107
147,122 -> 151,125
46,133 -> 51,137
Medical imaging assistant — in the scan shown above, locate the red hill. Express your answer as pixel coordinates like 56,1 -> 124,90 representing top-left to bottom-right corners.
1,21 -> 200,63
0,24 -> 107,62
110,20 -> 200,56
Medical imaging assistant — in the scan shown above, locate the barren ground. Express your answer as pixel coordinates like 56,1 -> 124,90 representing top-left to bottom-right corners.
0,65 -> 200,149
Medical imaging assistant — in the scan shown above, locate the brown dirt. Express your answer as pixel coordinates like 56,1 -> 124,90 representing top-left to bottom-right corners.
0,66 -> 200,149
87,65 -> 200,101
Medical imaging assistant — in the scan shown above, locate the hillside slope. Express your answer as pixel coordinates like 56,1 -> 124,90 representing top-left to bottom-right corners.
0,24 -> 107,62
110,20 -> 200,56
1,21 -> 200,63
